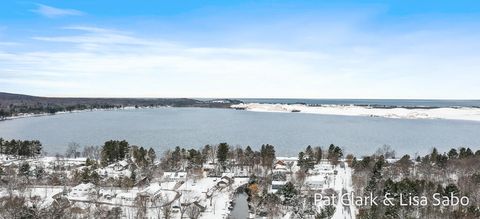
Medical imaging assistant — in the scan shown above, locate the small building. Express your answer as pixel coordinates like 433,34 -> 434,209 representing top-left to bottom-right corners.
140,183 -> 162,198
98,189 -> 116,200
203,164 -> 216,172
70,183 -> 96,197
270,180 -> 287,193
273,162 -> 288,173
311,160 -> 335,175
163,172 -> 187,181
305,175 -> 327,190
233,168 -> 249,178
135,177 -> 151,188
109,160 -> 129,171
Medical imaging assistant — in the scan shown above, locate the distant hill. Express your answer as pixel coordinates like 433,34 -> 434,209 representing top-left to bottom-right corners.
0,92 -> 242,118
0,92 -> 42,101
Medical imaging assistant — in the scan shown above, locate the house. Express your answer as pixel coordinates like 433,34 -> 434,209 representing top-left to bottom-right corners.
233,168 -> 249,178
275,160 -> 286,166
135,177 -> 151,188
163,172 -> 187,181
275,157 -> 297,172
305,175 -> 328,190
311,160 -> 335,175
272,172 -> 287,181
203,164 -> 216,172
270,180 -> 287,193
98,189 -> 116,200
69,183 -> 96,197
109,160 -> 129,171
139,183 -> 162,198
273,161 -> 288,173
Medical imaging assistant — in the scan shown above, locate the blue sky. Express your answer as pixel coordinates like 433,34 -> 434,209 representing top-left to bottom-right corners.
0,1 -> 479,98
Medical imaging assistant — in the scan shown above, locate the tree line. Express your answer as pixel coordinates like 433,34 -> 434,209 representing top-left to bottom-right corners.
100,140 -> 156,168
0,92 -> 241,119
0,138 -> 42,158
0,103 -> 120,119
297,144 -> 343,171
159,143 -> 277,173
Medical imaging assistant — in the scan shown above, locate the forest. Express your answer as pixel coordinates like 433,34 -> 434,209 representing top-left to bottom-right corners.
0,92 -> 241,119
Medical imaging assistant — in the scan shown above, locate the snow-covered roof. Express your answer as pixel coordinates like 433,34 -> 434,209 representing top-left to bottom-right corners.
274,163 -> 287,170
73,183 -> 95,191
306,175 -> 327,184
385,158 -> 400,163
271,180 -> 287,185
98,188 -> 117,195
118,160 -> 129,167
140,183 -> 162,196
313,162 -> 335,174
203,164 -> 215,169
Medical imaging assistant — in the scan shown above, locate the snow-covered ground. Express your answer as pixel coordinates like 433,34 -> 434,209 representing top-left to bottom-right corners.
303,161 -> 355,219
177,176 -> 249,219
232,103 -> 480,122
0,154 -> 252,219
331,163 -> 356,219
0,154 -> 356,219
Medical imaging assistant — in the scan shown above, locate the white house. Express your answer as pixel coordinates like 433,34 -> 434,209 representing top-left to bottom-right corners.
270,180 -> 287,193
69,183 -> 96,197
312,160 -> 335,175
273,165 -> 288,174
108,160 -> 129,171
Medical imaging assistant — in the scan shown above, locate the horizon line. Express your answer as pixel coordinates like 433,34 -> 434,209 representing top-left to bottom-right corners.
2,91 -> 480,101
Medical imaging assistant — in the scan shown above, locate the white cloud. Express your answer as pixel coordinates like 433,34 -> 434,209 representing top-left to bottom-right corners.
1,25 -> 480,99
32,4 -> 84,18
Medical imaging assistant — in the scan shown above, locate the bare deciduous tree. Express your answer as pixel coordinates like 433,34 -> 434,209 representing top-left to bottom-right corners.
82,145 -> 101,160
66,142 -> 80,158
186,204 -> 202,219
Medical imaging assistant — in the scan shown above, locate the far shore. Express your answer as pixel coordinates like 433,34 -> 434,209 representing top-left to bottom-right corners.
3,102 -> 480,123
0,105 -> 166,122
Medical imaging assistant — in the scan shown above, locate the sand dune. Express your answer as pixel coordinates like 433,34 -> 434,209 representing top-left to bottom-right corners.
232,103 -> 480,122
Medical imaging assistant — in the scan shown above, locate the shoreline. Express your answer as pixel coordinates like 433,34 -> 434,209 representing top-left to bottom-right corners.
3,103 -> 480,123
0,106 -> 169,122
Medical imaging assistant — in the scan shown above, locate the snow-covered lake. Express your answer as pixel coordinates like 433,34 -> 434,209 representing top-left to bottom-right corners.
0,107 -> 479,156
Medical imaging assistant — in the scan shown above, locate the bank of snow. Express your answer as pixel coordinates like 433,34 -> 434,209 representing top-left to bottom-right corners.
232,103 -> 480,122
